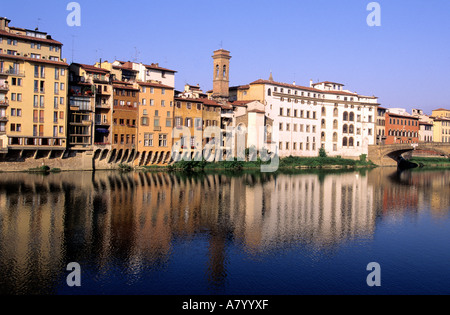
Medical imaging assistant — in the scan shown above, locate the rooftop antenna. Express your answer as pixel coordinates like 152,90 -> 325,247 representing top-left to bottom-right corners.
95,48 -> 103,64
133,47 -> 140,62
71,35 -> 76,63
36,17 -> 42,31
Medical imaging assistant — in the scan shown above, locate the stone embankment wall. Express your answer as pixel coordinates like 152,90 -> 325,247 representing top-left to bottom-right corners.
0,151 -> 120,172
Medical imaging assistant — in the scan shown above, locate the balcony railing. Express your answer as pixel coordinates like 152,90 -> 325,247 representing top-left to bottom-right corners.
0,100 -> 9,106
95,120 -> 110,126
153,126 -> 161,131
0,115 -> 8,122
0,84 -> 9,91
0,69 -> 25,77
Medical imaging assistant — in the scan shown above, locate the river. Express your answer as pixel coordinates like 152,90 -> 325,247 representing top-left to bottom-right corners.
0,168 -> 449,295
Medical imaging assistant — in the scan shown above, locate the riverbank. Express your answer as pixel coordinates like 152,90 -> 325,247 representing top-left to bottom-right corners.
137,156 -> 377,173
410,157 -> 450,168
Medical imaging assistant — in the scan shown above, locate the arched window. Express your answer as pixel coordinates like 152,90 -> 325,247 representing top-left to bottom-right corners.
349,124 -> 354,134
223,65 -> 227,78
321,132 -> 326,142
322,107 -> 326,115
343,124 -> 348,134
333,132 -> 338,142
349,112 -> 355,121
333,107 -> 338,117
343,112 -> 349,121
216,64 -> 219,78
349,137 -> 354,147
343,137 -> 348,147
333,120 -> 338,129
321,119 -> 326,129
268,88 -> 271,96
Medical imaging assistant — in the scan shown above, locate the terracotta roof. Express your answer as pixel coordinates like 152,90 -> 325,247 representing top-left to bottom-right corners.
144,63 -> 177,73
0,53 -> 68,66
432,108 -> 449,111
419,121 -> 433,125
202,98 -> 222,107
250,79 -> 320,93
138,81 -> 174,89
386,112 -> 419,120
74,63 -> 110,74
0,29 -> 63,45
231,100 -> 257,107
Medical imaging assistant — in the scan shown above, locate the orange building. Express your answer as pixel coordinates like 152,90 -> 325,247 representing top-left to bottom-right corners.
173,97 -> 203,160
135,81 -> 174,166
111,82 -> 139,161
385,112 -> 419,144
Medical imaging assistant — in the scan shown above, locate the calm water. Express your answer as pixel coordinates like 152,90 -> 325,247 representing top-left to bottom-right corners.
0,168 -> 449,295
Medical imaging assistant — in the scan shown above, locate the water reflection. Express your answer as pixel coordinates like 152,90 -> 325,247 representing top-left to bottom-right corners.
0,168 -> 449,294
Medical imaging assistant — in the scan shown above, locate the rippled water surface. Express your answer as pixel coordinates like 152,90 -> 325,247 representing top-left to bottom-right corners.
0,168 -> 449,295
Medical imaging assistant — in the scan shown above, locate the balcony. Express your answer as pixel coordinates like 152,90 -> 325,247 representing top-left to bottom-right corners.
0,115 -> 8,122
95,120 -> 110,126
0,99 -> 8,107
153,126 -> 162,131
0,83 -> 9,92
0,69 -> 25,77
70,119 -> 92,126
95,102 -> 111,109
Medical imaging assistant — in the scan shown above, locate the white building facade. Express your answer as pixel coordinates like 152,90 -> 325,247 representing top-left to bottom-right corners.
312,81 -> 379,158
235,78 -> 379,158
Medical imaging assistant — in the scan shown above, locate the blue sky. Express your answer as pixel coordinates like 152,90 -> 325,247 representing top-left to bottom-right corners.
2,0 -> 450,113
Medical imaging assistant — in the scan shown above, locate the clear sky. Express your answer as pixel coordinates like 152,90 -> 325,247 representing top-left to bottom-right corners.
2,0 -> 450,113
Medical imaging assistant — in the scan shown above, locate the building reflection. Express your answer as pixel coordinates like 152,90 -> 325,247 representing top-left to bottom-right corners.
0,168 -> 449,293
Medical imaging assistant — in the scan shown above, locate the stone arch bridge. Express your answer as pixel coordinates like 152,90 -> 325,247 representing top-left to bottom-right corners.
368,143 -> 450,166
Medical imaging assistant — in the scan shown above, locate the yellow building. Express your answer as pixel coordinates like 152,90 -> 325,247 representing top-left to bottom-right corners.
0,17 -> 68,158
173,96 -> 203,161
431,108 -> 450,143
135,81 -> 174,165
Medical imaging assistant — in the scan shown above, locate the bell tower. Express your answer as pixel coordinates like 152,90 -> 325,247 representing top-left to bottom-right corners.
212,49 -> 231,101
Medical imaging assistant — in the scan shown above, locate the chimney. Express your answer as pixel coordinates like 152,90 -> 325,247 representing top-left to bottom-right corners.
310,79 -> 313,87
0,17 -> 11,31
293,81 -> 296,86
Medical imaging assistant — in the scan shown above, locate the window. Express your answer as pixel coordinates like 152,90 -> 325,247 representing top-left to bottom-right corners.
343,137 -> 348,147
349,112 -> 355,121
144,133 -> 153,146
159,134 -> 167,147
